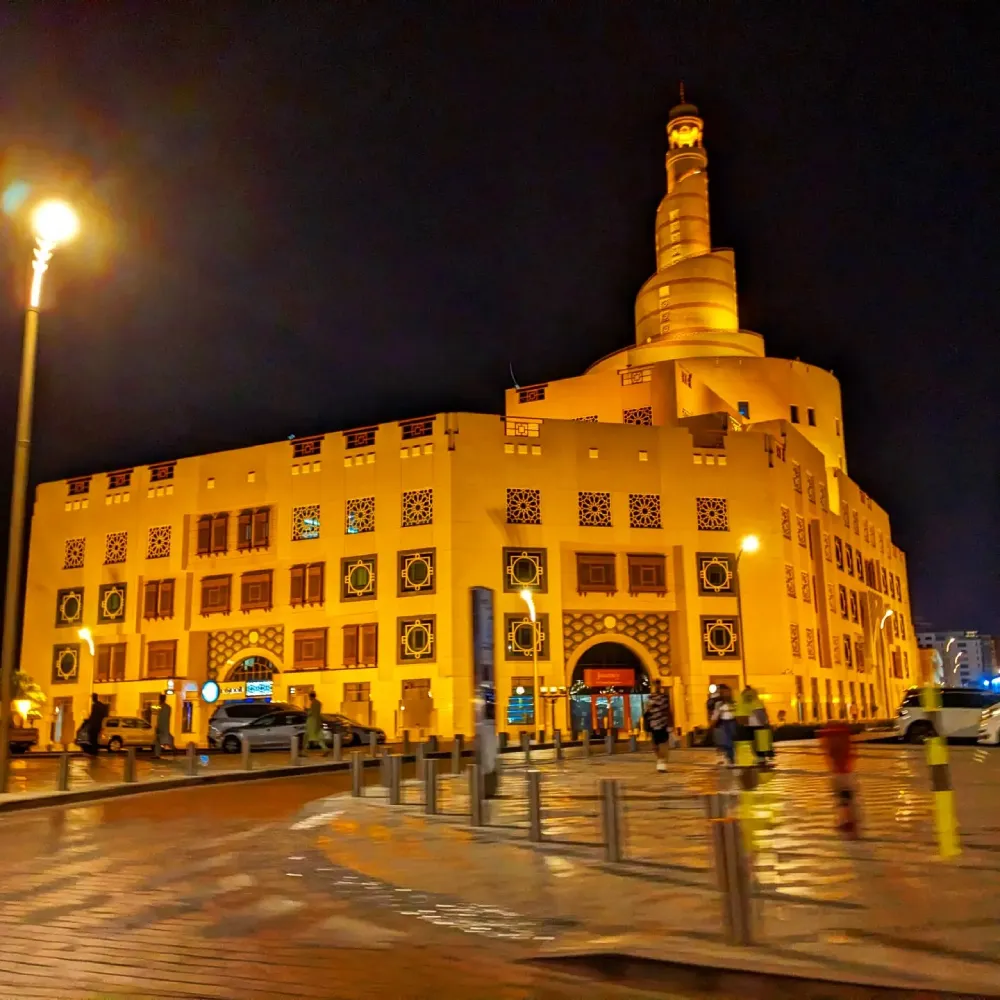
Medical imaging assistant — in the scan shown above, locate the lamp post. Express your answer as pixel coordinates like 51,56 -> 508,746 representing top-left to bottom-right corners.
878,608 -> 894,720
0,199 -> 79,792
78,627 -> 95,696
733,534 -> 759,688
519,589 -> 540,742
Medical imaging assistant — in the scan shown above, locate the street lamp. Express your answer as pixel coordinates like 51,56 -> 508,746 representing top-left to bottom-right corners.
0,198 -> 80,792
878,608 -> 894,719
519,588 -> 540,742
734,534 -> 759,687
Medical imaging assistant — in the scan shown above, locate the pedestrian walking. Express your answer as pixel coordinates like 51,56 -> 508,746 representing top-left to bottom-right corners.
82,693 -> 108,756
644,680 -> 674,772
819,719 -> 859,837
305,692 -> 329,754
154,692 -> 175,758
710,684 -> 736,766
733,685 -> 772,766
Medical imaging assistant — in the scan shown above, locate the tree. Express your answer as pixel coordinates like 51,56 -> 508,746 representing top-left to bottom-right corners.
11,672 -> 46,723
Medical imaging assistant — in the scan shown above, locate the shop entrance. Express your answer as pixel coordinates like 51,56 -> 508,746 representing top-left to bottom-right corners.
569,642 -> 652,734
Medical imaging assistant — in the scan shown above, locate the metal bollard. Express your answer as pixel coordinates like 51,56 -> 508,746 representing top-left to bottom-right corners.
582,730 -> 591,757
402,731 -> 411,754
704,791 -> 730,820
369,732 -> 378,757
469,763 -> 483,827
605,731 -> 614,755
629,734 -> 638,753
381,753 -> 391,787
711,816 -> 753,945
520,731 -> 531,763
332,732 -> 342,763
57,752 -> 70,791
415,742 -> 425,779
600,778 -> 622,862
389,755 -> 403,805
554,729 -> 563,761
351,752 -> 363,797
427,735 -> 438,753
498,732 -> 509,750
451,736 -> 462,775
527,770 -> 543,842
185,742 -> 197,777
424,757 -> 438,815
289,737 -> 300,767
123,747 -> 137,784
240,734 -> 252,771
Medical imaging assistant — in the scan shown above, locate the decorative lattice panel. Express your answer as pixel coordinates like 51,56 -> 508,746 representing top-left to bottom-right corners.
506,488 -> 541,525
208,626 -> 285,676
696,497 -> 728,531
578,491 -> 612,527
401,489 -> 433,527
104,531 -> 128,565
792,462 -> 802,493
807,474 -> 816,504
796,515 -> 807,547
345,497 -> 375,534
562,611 -> 671,676
63,537 -> 85,570
292,504 -> 321,541
623,406 -> 653,425
790,623 -> 801,658
146,525 -> 172,559
780,506 -> 792,539
806,627 -> 816,660
785,565 -> 796,598
701,617 -> 739,659
801,572 -> 812,604
628,493 -> 661,529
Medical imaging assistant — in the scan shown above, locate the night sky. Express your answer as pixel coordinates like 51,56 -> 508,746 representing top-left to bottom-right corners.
0,5 -> 997,632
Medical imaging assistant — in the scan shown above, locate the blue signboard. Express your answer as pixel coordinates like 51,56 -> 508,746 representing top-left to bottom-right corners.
471,586 -> 498,797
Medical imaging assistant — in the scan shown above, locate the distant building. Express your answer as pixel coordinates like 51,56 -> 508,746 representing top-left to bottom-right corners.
916,631 -> 998,688
18,98 -> 919,745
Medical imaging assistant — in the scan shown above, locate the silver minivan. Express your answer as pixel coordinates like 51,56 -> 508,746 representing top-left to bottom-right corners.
207,701 -> 294,748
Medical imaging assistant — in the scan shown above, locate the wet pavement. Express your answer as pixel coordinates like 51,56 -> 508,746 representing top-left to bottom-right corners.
0,743 -> 998,998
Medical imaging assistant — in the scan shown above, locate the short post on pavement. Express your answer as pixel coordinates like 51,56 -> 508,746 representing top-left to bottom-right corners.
185,742 -> 197,777
600,778 -> 623,863
703,791 -> 730,820
389,754 -> 402,805
527,769 -> 543,842
582,729 -> 591,758
332,732 -> 342,763
56,751 -> 70,791
415,741 -> 425,779
451,735 -> 463,775
240,733 -> 251,771
520,731 -> 531,763
469,762 -> 483,827
628,733 -> 638,753
427,735 -> 438,753
922,684 -> 961,858
289,736 -> 300,767
498,732 -> 509,751
402,731 -> 411,754
351,751 -> 363,797
369,732 -> 378,757
424,756 -> 438,815
711,816 -> 753,945
605,731 -> 614,755
553,729 -> 562,761
123,747 -> 137,784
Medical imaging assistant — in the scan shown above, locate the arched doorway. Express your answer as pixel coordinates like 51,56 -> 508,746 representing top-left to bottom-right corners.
569,642 -> 652,734
225,655 -> 280,699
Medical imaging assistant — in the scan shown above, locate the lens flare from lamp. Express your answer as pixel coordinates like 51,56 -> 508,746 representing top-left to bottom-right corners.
740,534 -> 760,553
32,199 -> 79,246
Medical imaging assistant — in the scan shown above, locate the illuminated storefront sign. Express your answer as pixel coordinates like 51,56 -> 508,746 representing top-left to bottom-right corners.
246,680 -> 273,698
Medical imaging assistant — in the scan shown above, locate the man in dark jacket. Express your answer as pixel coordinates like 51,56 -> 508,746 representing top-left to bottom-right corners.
82,694 -> 109,755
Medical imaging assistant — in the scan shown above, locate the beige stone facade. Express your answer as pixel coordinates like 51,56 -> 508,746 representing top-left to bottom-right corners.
19,99 -> 918,744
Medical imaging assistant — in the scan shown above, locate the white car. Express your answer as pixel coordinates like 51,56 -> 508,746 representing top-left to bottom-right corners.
978,702 -> 1000,745
895,687 -> 1000,743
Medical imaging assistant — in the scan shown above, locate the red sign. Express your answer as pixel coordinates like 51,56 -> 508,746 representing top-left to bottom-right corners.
584,668 -> 634,689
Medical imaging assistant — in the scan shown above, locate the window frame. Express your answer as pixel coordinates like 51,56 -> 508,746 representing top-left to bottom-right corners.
237,507 -> 271,552
200,574 -> 232,616
240,570 -> 273,612
95,642 -> 127,682
575,552 -> 617,595
626,553 -> 667,596
292,627 -> 328,670
197,513 -> 229,556
143,578 -> 175,620
290,563 -> 325,607
146,639 -> 177,679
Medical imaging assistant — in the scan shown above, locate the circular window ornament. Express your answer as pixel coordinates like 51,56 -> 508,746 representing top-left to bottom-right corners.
54,647 -> 78,680
510,554 -> 540,588
345,559 -> 375,598
603,615 -> 617,630
700,557 -> 732,592
703,619 -> 737,657
248,630 -> 260,645
402,620 -> 434,659
60,592 -> 82,623
401,553 -> 434,592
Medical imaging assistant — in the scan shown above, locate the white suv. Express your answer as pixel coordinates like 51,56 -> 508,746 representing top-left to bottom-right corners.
895,687 -> 1000,743
978,701 -> 1000,745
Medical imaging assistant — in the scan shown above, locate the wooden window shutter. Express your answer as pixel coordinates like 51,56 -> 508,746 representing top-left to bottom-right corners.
211,513 -> 228,553
159,580 -> 174,617
111,643 -> 126,680
96,645 -> 110,682
360,623 -> 377,665
252,508 -> 270,548
197,517 -> 211,555
290,565 -> 305,606
143,581 -> 159,619
343,625 -> 359,667
240,575 -> 252,608
237,511 -> 252,550
306,563 -> 324,603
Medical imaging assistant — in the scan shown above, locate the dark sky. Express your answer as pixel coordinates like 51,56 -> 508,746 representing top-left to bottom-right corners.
0,4 -> 997,632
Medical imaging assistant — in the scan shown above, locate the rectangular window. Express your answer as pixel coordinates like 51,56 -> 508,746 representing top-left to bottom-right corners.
146,639 -> 177,679
290,563 -> 325,606
342,624 -> 378,667
626,554 -> 666,595
200,574 -> 231,615
96,643 -> 127,682
834,536 -> 844,570
843,634 -> 853,668
576,553 -> 617,594
143,579 -> 175,619
807,408 -> 816,426
197,513 -> 228,555
845,543 -> 854,576
839,584 -> 848,619
293,628 -> 328,669
737,401 -> 750,419
240,570 -> 273,611
790,405 -> 799,424
237,507 -> 271,551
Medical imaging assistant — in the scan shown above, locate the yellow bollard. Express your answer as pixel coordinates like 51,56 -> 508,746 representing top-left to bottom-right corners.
734,738 -> 758,853
921,685 -> 960,859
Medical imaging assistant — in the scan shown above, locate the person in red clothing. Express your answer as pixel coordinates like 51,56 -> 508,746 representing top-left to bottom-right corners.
819,719 -> 859,837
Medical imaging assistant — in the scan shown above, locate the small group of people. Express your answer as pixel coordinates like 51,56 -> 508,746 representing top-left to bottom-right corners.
79,691 -> 175,757
707,683 -> 775,768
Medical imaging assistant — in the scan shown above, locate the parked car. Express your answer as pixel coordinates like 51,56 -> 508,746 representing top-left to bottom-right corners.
895,688 -> 1000,743
8,726 -> 39,754
978,701 -> 1000,745
219,710 -> 387,753
207,701 -> 296,748
75,715 -> 157,751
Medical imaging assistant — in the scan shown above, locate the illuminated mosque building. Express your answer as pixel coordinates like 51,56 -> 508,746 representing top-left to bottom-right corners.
20,97 -> 917,743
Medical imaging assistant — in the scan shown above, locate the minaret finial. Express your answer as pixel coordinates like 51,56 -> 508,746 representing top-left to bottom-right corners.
679,81 -> 685,103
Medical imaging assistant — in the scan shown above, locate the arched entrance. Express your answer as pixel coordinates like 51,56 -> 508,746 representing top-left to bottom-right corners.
569,642 -> 652,734
224,655 -> 280,698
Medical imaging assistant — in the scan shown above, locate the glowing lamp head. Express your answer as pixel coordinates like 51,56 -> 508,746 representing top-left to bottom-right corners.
32,199 -> 79,246
740,534 -> 760,554
77,627 -> 94,656
13,699 -> 31,721
519,588 -> 537,621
